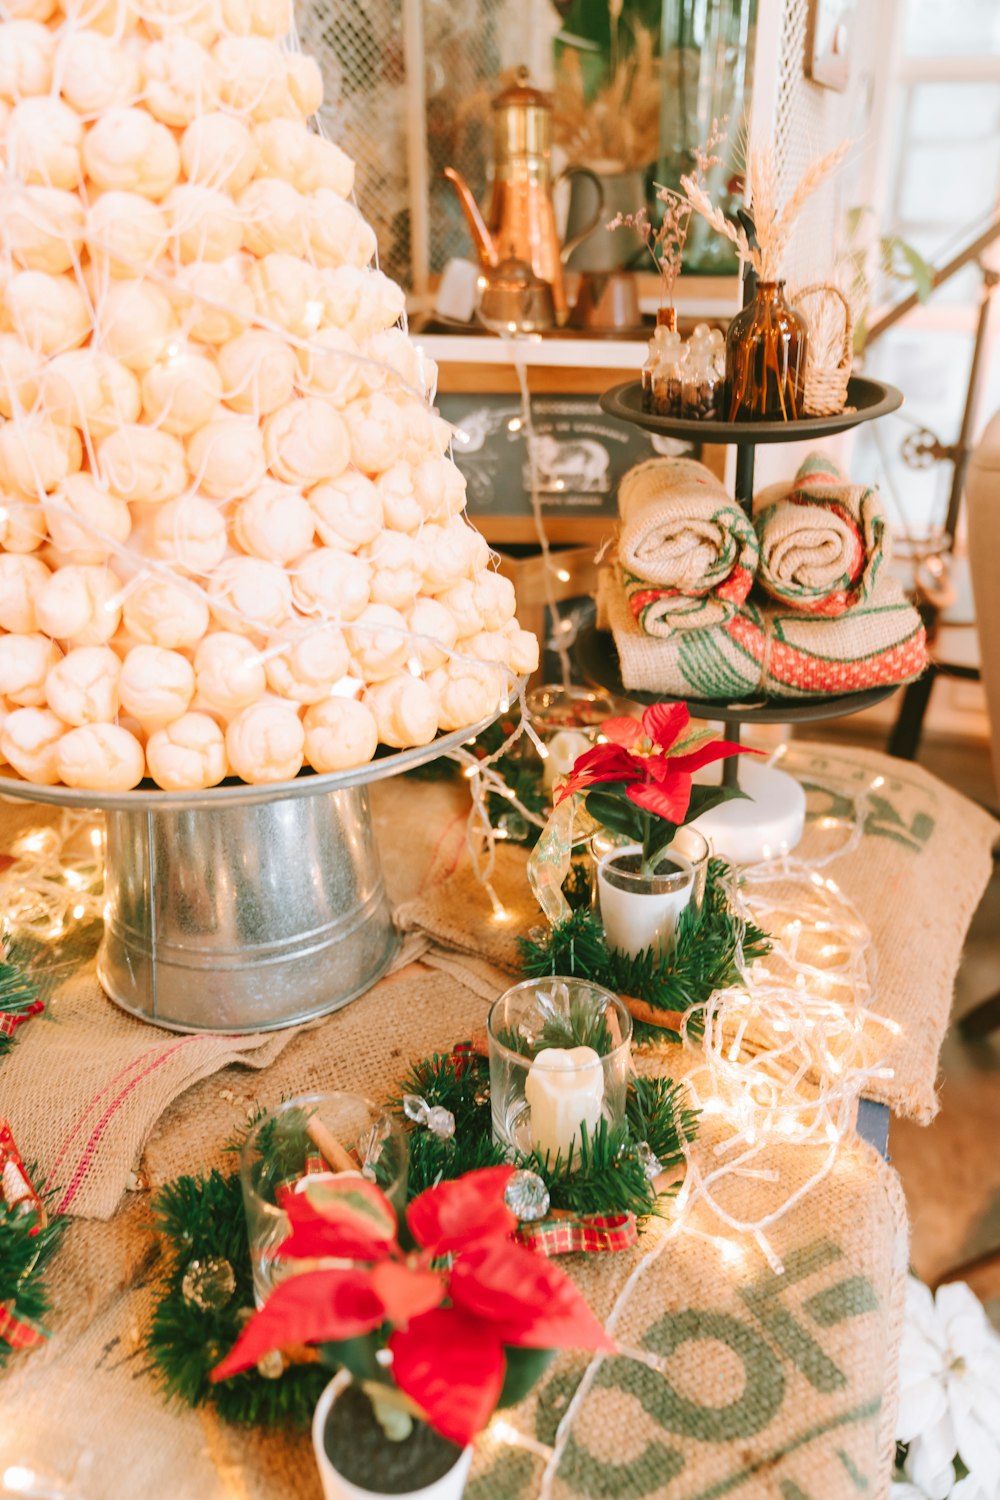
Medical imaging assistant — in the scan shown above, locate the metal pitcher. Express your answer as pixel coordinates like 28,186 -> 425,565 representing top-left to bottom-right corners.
444,67 -> 604,326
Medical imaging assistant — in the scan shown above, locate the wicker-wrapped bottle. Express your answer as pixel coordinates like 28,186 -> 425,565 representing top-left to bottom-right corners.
726,281 -> 809,422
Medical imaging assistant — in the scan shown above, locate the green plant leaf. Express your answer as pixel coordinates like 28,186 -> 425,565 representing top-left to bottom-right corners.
320,1334 -> 386,1384
498,1346 -> 556,1408
584,789 -> 643,845
684,784 -> 749,821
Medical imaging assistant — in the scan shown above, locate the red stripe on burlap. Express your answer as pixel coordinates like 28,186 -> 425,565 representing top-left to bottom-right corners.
725,613 -> 928,694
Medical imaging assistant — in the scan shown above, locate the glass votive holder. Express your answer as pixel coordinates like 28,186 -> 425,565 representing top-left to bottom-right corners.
592,825 -> 711,958
524,683 -> 621,795
487,977 -> 632,1167
240,1092 -> 408,1307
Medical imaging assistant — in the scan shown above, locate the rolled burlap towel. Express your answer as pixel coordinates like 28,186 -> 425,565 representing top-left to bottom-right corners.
617,457 -> 759,634
754,453 -> 887,616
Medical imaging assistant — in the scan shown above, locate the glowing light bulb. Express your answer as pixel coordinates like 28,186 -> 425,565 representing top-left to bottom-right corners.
555,568 -> 570,583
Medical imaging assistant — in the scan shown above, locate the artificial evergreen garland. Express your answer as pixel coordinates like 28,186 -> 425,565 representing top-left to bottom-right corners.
0,1188 -> 65,1367
518,859 -> 770,1043
148,1051 -> 695,1428
0,942 -> 43,1060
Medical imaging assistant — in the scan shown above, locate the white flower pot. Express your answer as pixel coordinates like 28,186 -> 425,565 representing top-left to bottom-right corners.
596,841 -> 696,958
313,1372 -> 474,1500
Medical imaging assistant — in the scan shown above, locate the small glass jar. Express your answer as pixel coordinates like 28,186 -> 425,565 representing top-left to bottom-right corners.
240,1092 -> 409,1307
487,977 -> 632,1166
524,683 -> 620,794
594,826 -> 711,958
681,362 -> 724,420
590,825 -> 710,915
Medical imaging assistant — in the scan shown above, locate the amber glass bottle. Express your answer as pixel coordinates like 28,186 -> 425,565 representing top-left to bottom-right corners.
725,281 -> 808,422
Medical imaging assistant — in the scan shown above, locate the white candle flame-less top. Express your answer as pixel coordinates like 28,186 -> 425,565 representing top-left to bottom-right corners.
524,1045 -> 605,1162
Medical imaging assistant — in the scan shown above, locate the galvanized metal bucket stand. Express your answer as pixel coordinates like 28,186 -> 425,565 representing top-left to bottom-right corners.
0,713 -> 501,1034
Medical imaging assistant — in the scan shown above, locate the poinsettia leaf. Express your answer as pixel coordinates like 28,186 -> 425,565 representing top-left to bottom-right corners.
279,1175 -> 398,1261
498,1346 -> 556,1408
448,1240 -> 615,1352
627,778 -> 693,824
406,1165 -> 516,1255
388,1307 -> 505,1446
599,716 -> 643,748
211,1269 -> 385,1381
584,790 -> 644,845
645,820 -> 682,868
684,783 -> 750,822
371,1261 -> 446,1326
641,702 -> 689,750
667,741 -> 757,775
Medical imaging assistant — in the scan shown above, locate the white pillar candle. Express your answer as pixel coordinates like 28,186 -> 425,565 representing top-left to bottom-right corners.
689,761 -> 806,865
524,1046 -> 604,1162
541,728 -> 593,794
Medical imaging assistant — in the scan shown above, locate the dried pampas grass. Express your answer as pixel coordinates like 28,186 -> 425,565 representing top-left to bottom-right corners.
553,25 -> 662,171
681,139 -> 852,281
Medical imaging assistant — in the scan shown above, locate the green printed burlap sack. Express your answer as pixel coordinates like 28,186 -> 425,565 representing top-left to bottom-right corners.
598,567 -> 927,699
754,454 -> 888,616
618,458 -> 759,634
467,1124 -> 908,1500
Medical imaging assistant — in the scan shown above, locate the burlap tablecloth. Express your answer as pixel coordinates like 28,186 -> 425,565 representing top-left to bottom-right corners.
0,747 -> 995,1499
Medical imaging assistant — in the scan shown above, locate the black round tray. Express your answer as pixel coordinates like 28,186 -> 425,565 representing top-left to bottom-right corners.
574,623 -> 900,724
599,376 -> 903,444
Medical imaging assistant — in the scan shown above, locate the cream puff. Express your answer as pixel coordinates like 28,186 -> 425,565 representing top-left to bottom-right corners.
141,34 -> 220,126
307,470 -> 382,551
321,266 -> 405,337
214,34 -> 311,122
308,190 -> 376,269
187,413 -> 267,499
413,456 -> 467,521
174,260 -> 256,345
56,721 -> 145,790
6,270 -> 90,356
406,596 -> 458,672
145,711 -> 228,791
362,529 -> 423,610
44,644 -> 121,725
0,19 -> 54,100
193,630 -> 267,715
7,96 -> 83,189
35,563 -> 122,645
0,415 -> 81,494
180,111 -> 258,193
162,183 -> 243,264
98,425 -> 188,505
238,177 -> 311,258
207,555 -> 293,631
217,329 -> 296,416
220,0 -> 293,37
502,623 -> 539,676
119,644 -> 195,729
375,463 -> 423,534
428,658 -> 505,732
0,631 -> 61,706
57,28 -> 140,116
141,346 -> 223,434
431,578 -> 482,639
139,0 -> 218,45
87,191 -> 167,279
1,706 -> 65,785
149,495 -> 227,574
247,252 -> 322,338
473,569 -> 517,631
96,280 -> 176,372
346,393 -> 409,476
233,480 -> 314,563
295,326 -> 364,406
364,673 -> 438,749
0,334 -> 40,418
225,699 -> 304,783
263,624 -> 349,704
302,694 -> 377,772
41,349 -> 142,436
254,118 -> 354,197
345,603 -> 409,681
2,184 -> 85,275
44,472 -> 131,563
123,574 -> 210,649
0,552 -> 50,632
291,546 -> 370,622
419,521 -> 488,592
83,107 -> 181,200
263,397 -> 350,486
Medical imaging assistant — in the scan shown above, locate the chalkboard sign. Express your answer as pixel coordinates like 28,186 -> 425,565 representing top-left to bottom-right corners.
438,393 -> 697,543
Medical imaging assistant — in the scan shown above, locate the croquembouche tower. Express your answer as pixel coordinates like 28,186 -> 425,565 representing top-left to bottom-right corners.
0,0 -> 538,1029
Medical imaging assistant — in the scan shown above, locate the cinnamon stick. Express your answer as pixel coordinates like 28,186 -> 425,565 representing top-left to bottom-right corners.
305,1117 -> 357,1174
619,995 -> 686,1034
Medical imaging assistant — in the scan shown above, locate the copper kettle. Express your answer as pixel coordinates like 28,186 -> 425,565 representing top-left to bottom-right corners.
444,67 -> 604,327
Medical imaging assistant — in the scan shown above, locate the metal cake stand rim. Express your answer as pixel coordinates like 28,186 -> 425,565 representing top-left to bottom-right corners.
0,691 -> 522,814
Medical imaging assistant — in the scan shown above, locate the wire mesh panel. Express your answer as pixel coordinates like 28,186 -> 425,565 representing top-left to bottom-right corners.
300,0 -> 549,289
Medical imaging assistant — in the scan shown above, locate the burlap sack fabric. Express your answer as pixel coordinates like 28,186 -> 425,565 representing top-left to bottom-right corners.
617,458 -> 759,634
598,566 -> 928,699
754,454 -> 888,616
2,1003 -> 909,1500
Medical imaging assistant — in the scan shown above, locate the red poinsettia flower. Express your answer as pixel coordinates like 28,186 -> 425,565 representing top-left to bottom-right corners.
211,1166 -> 613,1446
557,701 -> 751,825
